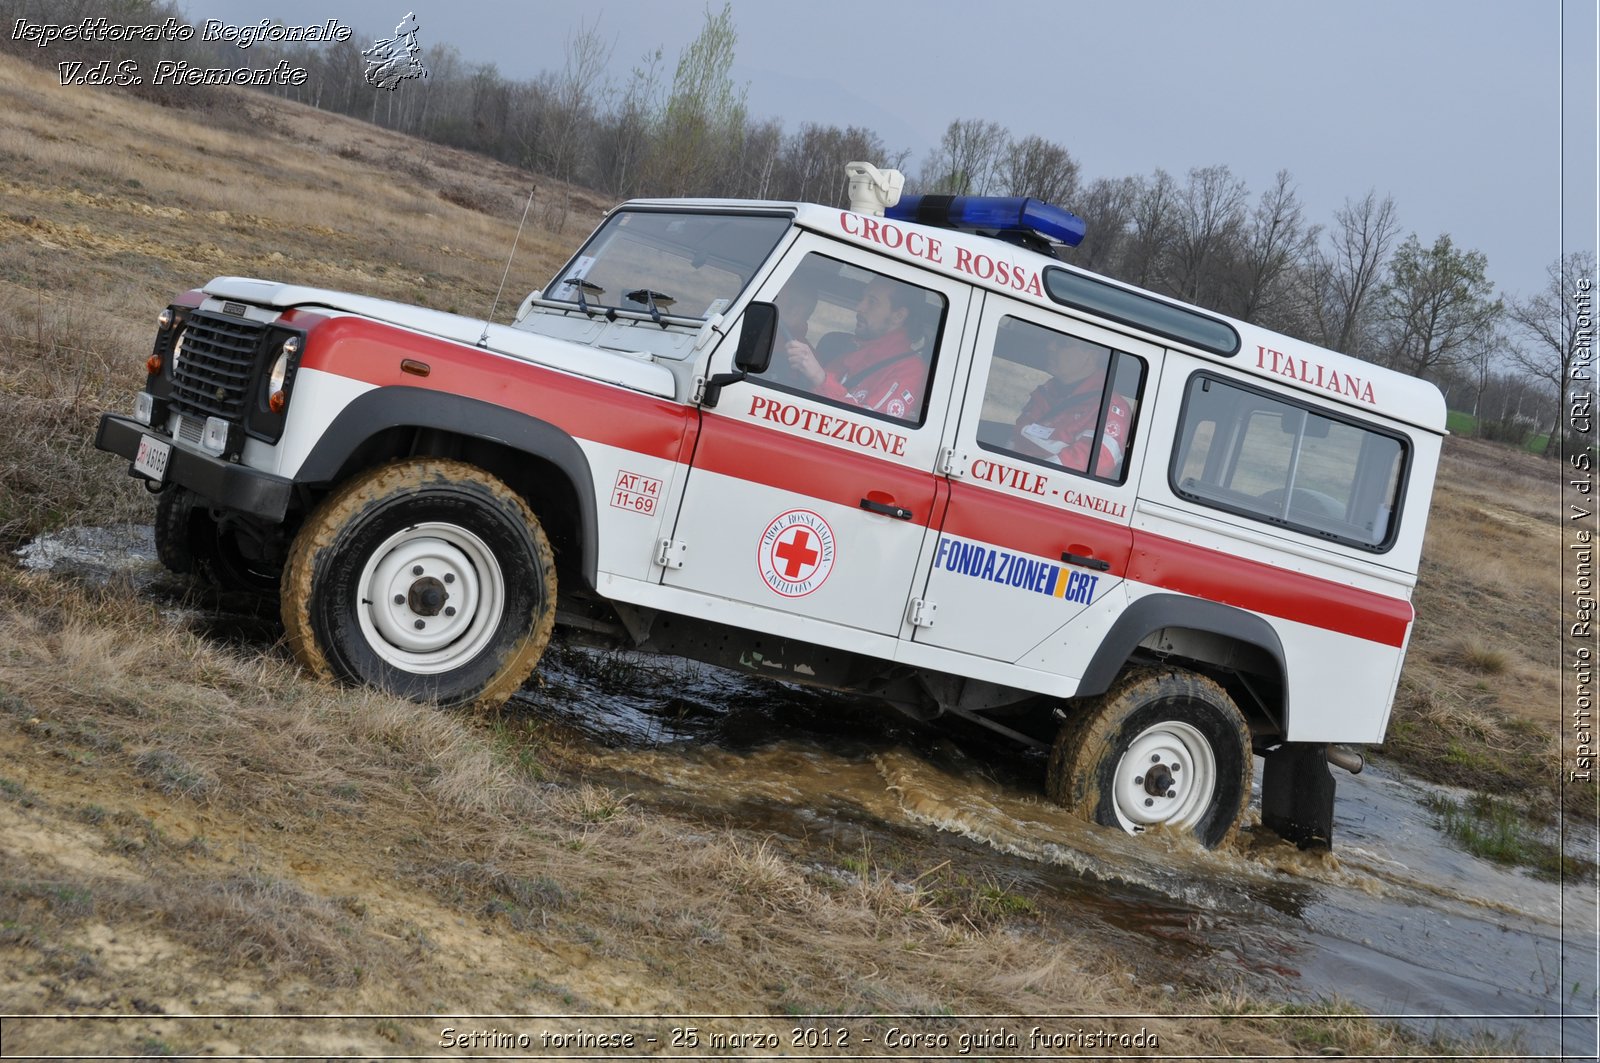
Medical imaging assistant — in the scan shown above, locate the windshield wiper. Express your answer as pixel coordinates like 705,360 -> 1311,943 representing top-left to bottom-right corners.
562,277 -> 605,316
625,288 -> 677,328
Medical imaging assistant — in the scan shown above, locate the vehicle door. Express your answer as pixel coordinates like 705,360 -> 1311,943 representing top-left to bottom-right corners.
663,236 -> 972,638
914,295 -> 1158,662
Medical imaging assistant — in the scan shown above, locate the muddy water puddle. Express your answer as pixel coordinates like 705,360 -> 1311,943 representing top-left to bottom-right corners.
18,523 -> 1600,1056
521,643 -> 1599,1056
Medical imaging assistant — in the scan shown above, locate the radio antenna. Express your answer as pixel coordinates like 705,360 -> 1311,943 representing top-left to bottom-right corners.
480,186 -> 537,346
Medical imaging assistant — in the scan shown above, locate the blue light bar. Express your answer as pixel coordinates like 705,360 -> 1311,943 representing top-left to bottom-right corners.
885,195 -> 1086,247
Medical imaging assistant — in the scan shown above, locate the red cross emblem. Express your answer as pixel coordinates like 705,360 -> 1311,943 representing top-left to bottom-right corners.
774,527 -> 820,579
757,509 -> 836,597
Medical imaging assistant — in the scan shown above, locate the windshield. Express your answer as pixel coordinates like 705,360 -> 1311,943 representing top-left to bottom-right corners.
544,210 -> 792,320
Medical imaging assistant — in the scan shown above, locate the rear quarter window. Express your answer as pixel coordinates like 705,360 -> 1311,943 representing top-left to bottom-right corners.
1171,374 -> 1407,551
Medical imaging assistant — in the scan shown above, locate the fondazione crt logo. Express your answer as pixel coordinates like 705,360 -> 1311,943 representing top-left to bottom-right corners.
11,13 -> 430,90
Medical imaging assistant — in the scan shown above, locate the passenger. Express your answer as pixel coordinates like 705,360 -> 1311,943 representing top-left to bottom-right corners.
783,276 -> 928,421
1011,333 -> 1133,477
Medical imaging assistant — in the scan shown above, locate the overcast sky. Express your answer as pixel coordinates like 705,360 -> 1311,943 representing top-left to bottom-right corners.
188,0 -> 1597,305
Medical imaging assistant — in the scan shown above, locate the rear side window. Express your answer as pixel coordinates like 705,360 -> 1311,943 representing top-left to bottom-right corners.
1171,374 -> 1407,550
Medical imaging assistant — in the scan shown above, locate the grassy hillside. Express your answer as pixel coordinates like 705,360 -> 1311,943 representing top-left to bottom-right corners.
0,53 -> 1572,1058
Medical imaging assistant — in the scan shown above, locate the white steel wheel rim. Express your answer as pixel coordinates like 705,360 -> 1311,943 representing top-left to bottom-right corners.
1110,721 -> 1218,833
355,522 -> 504,675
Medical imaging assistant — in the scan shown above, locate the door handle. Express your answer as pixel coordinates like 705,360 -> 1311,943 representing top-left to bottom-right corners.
860,497 -> 913,520
1061,551 -> 1111,571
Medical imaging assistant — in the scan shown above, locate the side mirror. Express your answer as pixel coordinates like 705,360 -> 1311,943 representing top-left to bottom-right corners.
701,302 -> 778,408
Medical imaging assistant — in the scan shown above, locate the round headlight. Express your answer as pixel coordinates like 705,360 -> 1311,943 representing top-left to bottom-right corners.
170,327 -> 188,375
266,350 -> 290,398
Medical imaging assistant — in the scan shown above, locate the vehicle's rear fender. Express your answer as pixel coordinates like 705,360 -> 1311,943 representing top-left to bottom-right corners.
294,386 -> 599,588
1077,593 -> 1289,733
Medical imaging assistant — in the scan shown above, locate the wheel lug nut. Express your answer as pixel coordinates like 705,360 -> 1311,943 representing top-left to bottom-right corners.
412,565 -> 424,576
1144,798 -> 1154,807
414,619 -> 425,630
394,594 -> 405,605
1167,790 -> 1177,799
1151,755 -> 1161,763
444,573 -> 455,584
1134,775 -> 1144,785
445,606 -> 457,617
1171,764 -> 1180,772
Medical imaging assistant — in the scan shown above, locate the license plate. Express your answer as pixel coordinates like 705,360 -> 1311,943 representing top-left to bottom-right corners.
133,434 -> 171,483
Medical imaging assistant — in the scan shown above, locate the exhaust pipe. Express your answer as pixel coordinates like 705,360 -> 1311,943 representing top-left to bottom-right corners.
1327,744 -> 1365,775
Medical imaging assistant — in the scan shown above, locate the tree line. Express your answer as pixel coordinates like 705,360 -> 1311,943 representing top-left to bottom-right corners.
7,0 -> 1590,456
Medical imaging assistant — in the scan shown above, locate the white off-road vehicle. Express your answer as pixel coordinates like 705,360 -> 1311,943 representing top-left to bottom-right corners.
97,164 -> 1444,849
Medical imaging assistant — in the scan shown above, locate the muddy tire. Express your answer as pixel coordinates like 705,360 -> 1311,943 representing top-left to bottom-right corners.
1047,668 -> 1251,849
155,486 -> 279,594
154,487 -> 199,575
280,459 -> 557,709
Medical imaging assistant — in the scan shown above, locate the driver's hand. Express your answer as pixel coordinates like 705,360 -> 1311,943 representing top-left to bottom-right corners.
785,340 -> 826,389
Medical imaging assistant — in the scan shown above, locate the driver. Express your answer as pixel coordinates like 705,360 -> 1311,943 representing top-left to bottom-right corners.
783,276 -> 927,421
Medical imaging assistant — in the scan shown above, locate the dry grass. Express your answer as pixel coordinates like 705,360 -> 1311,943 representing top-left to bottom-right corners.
0,567 -> 1487,1057
0,52 -> 593,548
1376,435 -> 1585,818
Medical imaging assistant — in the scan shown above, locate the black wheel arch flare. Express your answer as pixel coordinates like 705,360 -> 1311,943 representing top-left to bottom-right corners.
295,386 -> 599,590
1077,593 -> 1290,731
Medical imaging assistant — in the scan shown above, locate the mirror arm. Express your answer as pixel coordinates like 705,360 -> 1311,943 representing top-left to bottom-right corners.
700,370 -> 746,409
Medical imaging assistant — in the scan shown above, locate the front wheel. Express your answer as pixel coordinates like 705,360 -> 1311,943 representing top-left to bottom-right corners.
281,459 -> 557,709
1047,668 -> 1252,849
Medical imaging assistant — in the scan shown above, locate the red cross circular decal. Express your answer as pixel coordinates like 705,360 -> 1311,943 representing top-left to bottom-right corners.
757,509 -> 836,598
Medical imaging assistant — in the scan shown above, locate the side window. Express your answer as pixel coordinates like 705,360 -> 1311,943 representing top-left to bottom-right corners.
1172,374 -> 1407,549
974,316 -> 1145,483
751,253 -> 947,425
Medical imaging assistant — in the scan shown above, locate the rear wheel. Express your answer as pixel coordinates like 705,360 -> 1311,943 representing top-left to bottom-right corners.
1047,668 -> 1252,848
281,459 -> 556,709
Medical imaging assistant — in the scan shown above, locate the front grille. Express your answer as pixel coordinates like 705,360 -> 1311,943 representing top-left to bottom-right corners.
169,310 -> 266,420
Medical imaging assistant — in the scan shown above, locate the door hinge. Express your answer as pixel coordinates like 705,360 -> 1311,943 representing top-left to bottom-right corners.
937,446 -> 964,477
655,538 -> 688,569
907,597 -> 938,628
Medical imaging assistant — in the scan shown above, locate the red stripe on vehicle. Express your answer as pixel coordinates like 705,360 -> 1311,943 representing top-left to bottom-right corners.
939,480 -> 1133,570
689,411 -> 940,520
298,316 -> 694,462
1127,530 -> 1412,647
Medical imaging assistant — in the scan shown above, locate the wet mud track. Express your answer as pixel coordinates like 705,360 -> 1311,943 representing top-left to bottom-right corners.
517,642 -> 1599,1056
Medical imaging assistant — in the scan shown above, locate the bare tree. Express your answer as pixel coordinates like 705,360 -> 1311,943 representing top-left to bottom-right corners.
534,19 -> 612,230
1507,250 -> 1597,457
593,45 -> 664,197
1167,165 -> 1249,308
997,135 -> 1080,205
1313,190 -> 1400,356
921,118 -> 1009,195
774,123 -> 894,205
1065,176 -> 1135,275
1228,169 -> 1320,330
1123,169 -> 1178,291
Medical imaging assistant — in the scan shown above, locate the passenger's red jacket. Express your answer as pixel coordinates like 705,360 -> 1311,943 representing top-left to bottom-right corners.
1011,374 -> 1133,477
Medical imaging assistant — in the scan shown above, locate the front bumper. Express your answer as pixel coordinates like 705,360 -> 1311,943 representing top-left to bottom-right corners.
95,414 -> 294,521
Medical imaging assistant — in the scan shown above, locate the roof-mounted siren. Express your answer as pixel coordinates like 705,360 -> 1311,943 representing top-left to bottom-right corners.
885,195 -> 1087,257
845,161 -> 905,216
